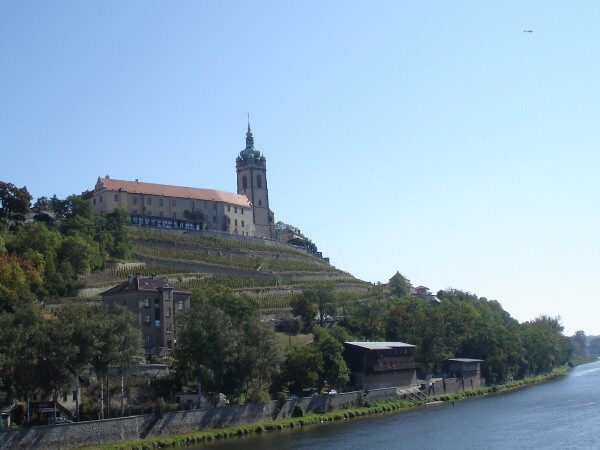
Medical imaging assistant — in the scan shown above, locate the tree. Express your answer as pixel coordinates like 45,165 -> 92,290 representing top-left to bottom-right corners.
0,253 -> 39,312
226,320 -> 283,403
313,328 -> 349,389
173,301 -> 237,408
89,305 -> 141,419
290,296 -> 318,332
57,235 -> 102,275
108,306 -> 143,416
0,181 -> 32,218
279,345 -> 323,395
0,302 -> 44,419
302,281 -> 335,325
588,337 -> 600,355
347,299 -> 386,339
101,208 -> 133,259
389,271 -> 411,297
209,289 -> 259,329
572,330 -> 587,355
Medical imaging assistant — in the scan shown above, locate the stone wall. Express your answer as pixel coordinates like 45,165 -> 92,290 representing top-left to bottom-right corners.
147,402 -> 280,437
0,414 -> 154,450
0,387 -> 406,449
428,377 -> 485,396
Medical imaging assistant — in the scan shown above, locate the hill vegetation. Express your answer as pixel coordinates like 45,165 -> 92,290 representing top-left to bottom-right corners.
0,182 -> 594,427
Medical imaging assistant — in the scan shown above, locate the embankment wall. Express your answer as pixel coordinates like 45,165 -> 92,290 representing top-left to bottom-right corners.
0,386 -> 424,449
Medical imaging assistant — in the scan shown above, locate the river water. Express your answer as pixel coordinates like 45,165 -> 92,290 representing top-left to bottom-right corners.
192,359 -> 600,449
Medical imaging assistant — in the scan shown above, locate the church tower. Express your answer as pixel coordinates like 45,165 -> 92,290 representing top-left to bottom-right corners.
236,119 -> 274,239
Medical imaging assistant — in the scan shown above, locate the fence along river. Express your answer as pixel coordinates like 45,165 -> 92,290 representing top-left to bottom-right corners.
194,359 -> 600,450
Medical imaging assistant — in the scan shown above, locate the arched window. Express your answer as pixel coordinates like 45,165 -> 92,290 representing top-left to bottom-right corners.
256,175 -> 262,188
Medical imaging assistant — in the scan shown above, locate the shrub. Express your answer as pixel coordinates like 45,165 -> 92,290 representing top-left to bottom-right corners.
292,404 -> 305,417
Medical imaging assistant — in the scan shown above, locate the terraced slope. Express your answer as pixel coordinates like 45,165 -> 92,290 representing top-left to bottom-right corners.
83,228 -> 371,310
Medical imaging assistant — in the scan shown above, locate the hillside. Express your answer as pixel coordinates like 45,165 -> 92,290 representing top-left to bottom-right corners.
81,227 -> 372,310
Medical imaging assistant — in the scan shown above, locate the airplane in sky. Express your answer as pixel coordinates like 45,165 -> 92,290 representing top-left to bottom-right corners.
524,30 -> 533,33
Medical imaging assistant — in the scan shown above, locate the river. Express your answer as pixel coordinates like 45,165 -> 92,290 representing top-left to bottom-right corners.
191,359 -> 600,449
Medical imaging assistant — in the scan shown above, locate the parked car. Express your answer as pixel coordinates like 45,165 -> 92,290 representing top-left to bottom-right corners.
48,417 -> 71,425
327,389 -> 338,395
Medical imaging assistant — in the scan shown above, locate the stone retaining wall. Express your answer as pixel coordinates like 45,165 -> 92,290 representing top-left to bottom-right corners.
0,387 -> 407,449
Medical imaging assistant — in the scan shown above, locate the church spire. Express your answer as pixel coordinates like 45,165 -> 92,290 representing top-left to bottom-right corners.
246,113 -> 254,150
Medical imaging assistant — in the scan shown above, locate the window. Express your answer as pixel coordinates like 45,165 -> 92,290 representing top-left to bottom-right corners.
178,300 -> 184,311
166,323 -> 171,333
144,299 -> 150,308
171,199 -> 176,206
63,392 -> 68,402
256,175 -> 262,188
166,307 -> 171,317
259,200 -> 262,206
159,198 -> 164,206
147,197 -> 152,205
242,176 -> 248,189
114,194 -> 119,202
234,207 -> 237,213
235,219 -> 238,226
172,212 -> 176,219
242,220 -> 245,227
213,202 -> 217,210
227,205 -> 230,212
241,208 -> 244,215
133,197 -> 138,205
145,335 -> 151,343
190,200 -> 194,209
144,315 -> 150,324
165,291 -> 171,300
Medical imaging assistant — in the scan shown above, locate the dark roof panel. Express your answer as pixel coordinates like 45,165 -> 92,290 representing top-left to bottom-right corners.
101,276 -> 191,296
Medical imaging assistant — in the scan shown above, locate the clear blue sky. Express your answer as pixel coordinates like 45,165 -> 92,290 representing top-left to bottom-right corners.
2,2 -> 599,335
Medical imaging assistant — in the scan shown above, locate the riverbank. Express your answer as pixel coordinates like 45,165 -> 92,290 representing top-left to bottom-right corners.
90,366 -> 570,450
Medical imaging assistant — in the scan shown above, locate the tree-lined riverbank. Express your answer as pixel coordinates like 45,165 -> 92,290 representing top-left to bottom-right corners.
91,366 -> 571,450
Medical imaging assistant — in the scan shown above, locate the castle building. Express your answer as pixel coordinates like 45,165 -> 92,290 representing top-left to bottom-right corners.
86,123 -> 274,239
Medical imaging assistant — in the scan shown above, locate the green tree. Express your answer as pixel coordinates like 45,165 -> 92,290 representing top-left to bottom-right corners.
226,320 -> 283,403
589,337 -> 600,355
54,303 -> 95,420
303,281 -> 336,325
291,295 -> 318,332
313,328 -> 349,389
279,345 -> 323,395
389,271 -> 411,297
173,301 -> 237,408
571,330 -> 587,355
89,305 -> 141,419
0,181 -> 32,218
347,299 -> 386,339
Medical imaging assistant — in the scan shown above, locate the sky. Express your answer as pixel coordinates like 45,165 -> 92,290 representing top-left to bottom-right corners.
1,2 -> 599,335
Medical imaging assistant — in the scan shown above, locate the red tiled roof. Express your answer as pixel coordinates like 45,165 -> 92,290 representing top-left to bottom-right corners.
98,177 -> 252,208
